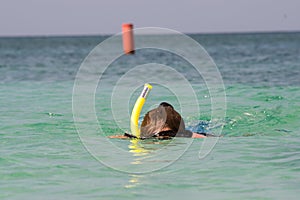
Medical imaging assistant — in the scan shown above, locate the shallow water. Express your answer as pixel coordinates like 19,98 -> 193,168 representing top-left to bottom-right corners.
1,32 -> 300,199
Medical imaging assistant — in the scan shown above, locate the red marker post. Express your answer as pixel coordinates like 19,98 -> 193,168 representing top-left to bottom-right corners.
122,23 -> 135,54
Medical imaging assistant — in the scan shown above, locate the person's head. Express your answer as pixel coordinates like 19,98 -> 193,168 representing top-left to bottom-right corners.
140,102 -> 190,138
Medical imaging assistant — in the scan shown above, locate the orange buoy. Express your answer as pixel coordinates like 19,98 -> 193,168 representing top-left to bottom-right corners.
122,23 -> 135,54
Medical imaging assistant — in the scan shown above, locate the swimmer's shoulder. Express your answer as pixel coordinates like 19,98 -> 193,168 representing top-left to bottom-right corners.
108,132 -> 219,139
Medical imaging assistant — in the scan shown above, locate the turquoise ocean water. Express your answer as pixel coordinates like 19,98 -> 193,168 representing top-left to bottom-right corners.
1,32 -> 300,199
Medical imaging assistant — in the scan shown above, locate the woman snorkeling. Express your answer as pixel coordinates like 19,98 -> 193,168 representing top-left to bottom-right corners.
109,102 -> 208,139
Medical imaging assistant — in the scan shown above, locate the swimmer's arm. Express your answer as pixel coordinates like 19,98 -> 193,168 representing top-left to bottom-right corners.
192,132 -> 206,138
108,135 -> 129,139
108,133 -> 137,139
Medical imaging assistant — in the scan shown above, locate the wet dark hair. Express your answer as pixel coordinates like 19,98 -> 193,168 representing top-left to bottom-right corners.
159,102 -> 174,109
140,102 -> 192,139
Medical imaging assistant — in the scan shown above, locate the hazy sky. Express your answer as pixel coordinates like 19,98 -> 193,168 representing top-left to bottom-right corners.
0,0 -> 299,36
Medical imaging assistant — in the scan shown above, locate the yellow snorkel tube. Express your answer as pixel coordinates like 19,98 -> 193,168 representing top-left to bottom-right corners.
130,83 -> 152,138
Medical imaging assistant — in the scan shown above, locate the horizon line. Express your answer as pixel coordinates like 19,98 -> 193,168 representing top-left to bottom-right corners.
0,29 -> 300,39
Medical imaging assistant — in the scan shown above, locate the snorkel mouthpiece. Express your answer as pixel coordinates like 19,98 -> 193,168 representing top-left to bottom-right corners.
130,83 -> 153,138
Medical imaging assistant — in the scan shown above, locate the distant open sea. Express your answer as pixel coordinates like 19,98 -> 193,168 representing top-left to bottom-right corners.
1,32 -> 300,199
